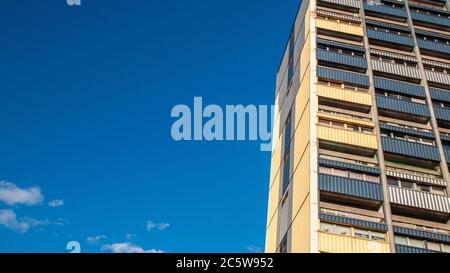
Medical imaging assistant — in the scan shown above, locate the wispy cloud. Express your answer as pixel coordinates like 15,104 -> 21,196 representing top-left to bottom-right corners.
146,221 -> 170,231
0,209 -> 65,233
247,245 -> 262,253
86,235 -> 107,244
0,181 -> 44,206
102,242 -> 164,253
0,209 -> 30,233
126,233 -> 136,241
48,199 -> 64,208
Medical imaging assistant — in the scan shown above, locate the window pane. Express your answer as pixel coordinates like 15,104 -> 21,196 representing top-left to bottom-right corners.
394,236 -> 408,245
319,166 -> 333,175
320,222 -> 335,233
400,181 -> 414,189
442,244 -> 450,253
419,185 -> 431,192
426,241 -> 441,252
370,231 -> 386,241
333,169 -> 348,178
388,178 -> 399,186
431,187 -> 446,196
409,238 -> 425,249
365,175 -> 380,183
354,229 -> 370,239
349,172 -> 364,180
335,225 -> 351,236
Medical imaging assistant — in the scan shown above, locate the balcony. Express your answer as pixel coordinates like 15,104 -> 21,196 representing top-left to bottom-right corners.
373,77 -> 425,98
319,213 -> 387,231
386,168 -> 446,188
316,18 -> 363,40
319,158 -> 381,175
430,87 -> 450,103
319,232 -> 390,253
425,70 -> 450,89
317,125 -> 378,152
371,60 -> 422,83
417,39 -> 450,58
382,136 -> 440,162
317,49 -> 368,72
434,106 -> 450,122
364,2 -> 407,22
393,226 -> 450,244
319,173 -> 383,209
318,0 -> 361,12
376,95 -> 430,123
316,84 -> 372,112
367,29 -> 414,51
380,123 -> 435,140
410,11 -> 450,30
317,66 -> 369,87
389,186 -> 450,222
395,245 -> 440,253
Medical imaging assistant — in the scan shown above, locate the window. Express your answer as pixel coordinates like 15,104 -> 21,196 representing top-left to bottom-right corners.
349,172 -> 364,180
427,241 -> 441,252
370,231 -> 386,242
388,178 -> 399,187
431,187 -> 446,196
319,166 -> 333,175
335,225 -> 351,236
354,229 -> 370,239
334,168 -> 348,178
365,174 -> 380,183
409,238 -> 425,249
418,185 -> 431,193
395,236 -> 408,246
320,222 -> 335,233
400,181 -> 414,189
443,244 -> 450,253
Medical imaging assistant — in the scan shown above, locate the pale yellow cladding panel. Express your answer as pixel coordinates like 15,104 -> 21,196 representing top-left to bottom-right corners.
265,212 -> 278,253
269,139 -> 282,189
316,18 -> 363,37
266,170 -> 280,230
317,112 -> 374,128
316,85 -> 372,106
300,34 -> 310,80
317,125 -> 378,150
318,232 -> 390,253
291,195 -> 310,253
293,103 -> 310,168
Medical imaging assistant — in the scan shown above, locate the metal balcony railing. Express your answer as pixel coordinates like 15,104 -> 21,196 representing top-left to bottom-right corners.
319,173 -> 384,201
376,95 -> 431,117
317,49 -> 368,71
364,2 -> 407,19
373,77 -> 425,98
389,186 -> 450,213
381,137 -> 440,162
372,59 -> 422,80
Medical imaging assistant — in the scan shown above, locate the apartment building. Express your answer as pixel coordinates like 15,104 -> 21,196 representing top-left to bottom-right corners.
266,0 -> 450,253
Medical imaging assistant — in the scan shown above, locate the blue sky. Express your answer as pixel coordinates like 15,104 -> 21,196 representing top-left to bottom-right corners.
0,0 -> 299,253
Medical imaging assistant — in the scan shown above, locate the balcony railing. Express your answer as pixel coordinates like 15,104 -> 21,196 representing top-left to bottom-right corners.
389,186 -> 450,214
317,49 -> 368,72
381,137 -> 440,162
319,174 -> 384,201
317,125 -> 378,150
319,0 -> 361,10
367,29 -> 414,50
364,2 -> 407,20
430,87 -> 450,103
319,232 -> 390,253
386,169 -> 447,187
376,95 -> 431,117
371,60 -> 422,81
373,77 -> 425,98
434,106 -> 450,122
395,244 -> 440,253
417,39 -> 450,57
317,66 -> 369,86
410,11 -> 450,29
316,18 -> 363,39
317,84 -> 372,106
425,70 -> 450,87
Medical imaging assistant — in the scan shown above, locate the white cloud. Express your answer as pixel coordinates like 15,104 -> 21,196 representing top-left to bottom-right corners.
247,245 -> 262,253
0,209 -> 30,233
146,221 -> 170,231
0,181 -> 44,206
0,210 -> 65,233
86,235 -> 107,244
48,199 -> 64,208
102,242 -> 164,253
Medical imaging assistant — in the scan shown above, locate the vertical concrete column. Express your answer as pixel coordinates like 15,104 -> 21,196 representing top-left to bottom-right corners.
404,0 -> 450,193
359,2 -> 396,253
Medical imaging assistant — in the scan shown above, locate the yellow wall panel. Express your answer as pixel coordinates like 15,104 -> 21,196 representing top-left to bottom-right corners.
265,212 -> 278,253
291,195 -> 310,253
316,85 -> 372,106
294,70 -> 310,129
318,233 -> 390,253
300,34 -> 310,80
316,18 -> 363,37
266,170 -> 280,229
317,125 -> 378,150
269,139 -> 282,189
292,145 -> 310,217
293,110 -> 310,170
